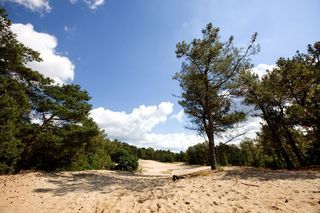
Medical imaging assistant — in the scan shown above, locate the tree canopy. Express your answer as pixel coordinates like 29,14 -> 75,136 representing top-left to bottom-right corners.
237,41 -> 320,169
174,23 -> 258,169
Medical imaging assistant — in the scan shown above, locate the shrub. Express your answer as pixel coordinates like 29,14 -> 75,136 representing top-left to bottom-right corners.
111,149 -> 138,171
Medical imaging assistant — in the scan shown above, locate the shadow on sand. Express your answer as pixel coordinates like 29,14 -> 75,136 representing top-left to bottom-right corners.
32,167 -> 320,196
220,166 -> 320,181
33,171 -> 169,196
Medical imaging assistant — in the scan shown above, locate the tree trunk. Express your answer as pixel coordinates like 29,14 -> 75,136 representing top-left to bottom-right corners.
259,105 -> 294,169
277,103 -> 306,167
276,140 -> 294,169
284,129 -> 306,167
13,142 -> 32,174
14,114 -> 54,174
208,132 -> 217,170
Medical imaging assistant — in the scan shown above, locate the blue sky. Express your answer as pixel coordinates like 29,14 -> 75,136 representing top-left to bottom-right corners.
2,0 -> 320,151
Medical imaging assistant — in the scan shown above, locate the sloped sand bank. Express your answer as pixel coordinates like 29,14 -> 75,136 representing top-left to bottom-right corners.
0,162 -> 319,212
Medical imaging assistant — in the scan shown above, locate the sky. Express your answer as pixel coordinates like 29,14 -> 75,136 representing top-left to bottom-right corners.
2,0 -> 320,151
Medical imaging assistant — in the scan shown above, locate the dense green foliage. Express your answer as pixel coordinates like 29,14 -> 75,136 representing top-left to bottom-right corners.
137,147 -> 186,163
185,142 -> 247,167
184,41 -> 320,170
174,23 -> 258,169
174,22 -> 319,170
111,149 -> 138,171
0,8 -> 118,173
108,140 -> 186,163
0,9 -> 139,173
236,42 -> 320,169
186,143 -> 209,165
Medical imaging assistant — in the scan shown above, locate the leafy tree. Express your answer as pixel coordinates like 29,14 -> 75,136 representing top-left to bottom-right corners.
175,151 -> 187,162
70,133 -> 115,170
239,138 -> 258,166
0,8 -> 46,173
15,83 -> 99,172
216,143 -> 242,166
274,43 -> 320,165
111,148 -> 138,171
186,142 -> 209,165
237,68 -> 295,169
174,23 -> 258,169
0,8 -> 115,173
237,42 -> 320,168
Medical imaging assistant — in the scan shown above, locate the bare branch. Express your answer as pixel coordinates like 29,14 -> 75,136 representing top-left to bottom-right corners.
220,131 -> 247,145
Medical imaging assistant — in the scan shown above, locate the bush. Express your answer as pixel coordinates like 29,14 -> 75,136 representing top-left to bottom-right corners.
111,149 -> 138,171
186,143 -> 209,165
89,150 -> 114,170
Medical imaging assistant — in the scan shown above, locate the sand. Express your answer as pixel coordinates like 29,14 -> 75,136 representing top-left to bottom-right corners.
0,160 -> 319,213
138,159 -> 210,176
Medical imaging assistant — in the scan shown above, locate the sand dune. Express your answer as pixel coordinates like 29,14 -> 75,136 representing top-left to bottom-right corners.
0,161 -> 319,212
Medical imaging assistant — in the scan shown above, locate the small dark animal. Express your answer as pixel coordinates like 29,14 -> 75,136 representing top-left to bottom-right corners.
172,175 -> 185,182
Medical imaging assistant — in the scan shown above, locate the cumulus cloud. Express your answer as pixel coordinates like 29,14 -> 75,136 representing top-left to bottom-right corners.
171,109 -> 184,123
11,23 -> 75,84
90,101 -> 263,151
90,102 -> 203,151
222,96 -> 263,144
217,116 -> 263,145
5,0 -> 51,13
4,0 -> 105,12
252,64 -> 276,77
84,0 -> 105,10
144,133 -> 202,152
70,0 -> 105,10
90,102 -> 174,141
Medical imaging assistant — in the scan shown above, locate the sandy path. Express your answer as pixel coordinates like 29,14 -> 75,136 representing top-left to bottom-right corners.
0,163 -> 319,212
138,159 -> 210,176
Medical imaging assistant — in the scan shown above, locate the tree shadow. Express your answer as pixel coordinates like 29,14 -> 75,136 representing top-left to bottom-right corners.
220,166 -> 320,181
33,171 -> 170,196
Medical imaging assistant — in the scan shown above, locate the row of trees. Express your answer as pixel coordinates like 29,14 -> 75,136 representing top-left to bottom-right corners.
185,141 -> 250,167
0,8 -> 118,174
236,43 -> 320,169
0,8 -> 179,173
0,8 -> 143,174
109,140 -> 187,163
174,22 -> 319,170
1,8 -> 206,174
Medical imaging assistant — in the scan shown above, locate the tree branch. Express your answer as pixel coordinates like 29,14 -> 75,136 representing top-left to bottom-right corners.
220,131 -> 247,145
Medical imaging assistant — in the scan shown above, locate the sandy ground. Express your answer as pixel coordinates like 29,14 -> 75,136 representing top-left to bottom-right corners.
0,161 -> 319,213
138,159 -> 210,176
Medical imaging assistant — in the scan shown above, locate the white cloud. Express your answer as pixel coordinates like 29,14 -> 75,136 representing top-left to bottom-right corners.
90,102 -> 174,141
84,0 -> 105,10
90,102 -> 203,151
90,101 -> 263,151
64,26 -> 76,33
11,23 -> 75,84
5,0 -> 51,13
221,97 -> 262,144
68,0 -> 105,10
144,133 -> 202,152
217,116 -> 263,145
171,109 -> 184,123
252,64 -> 276,78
